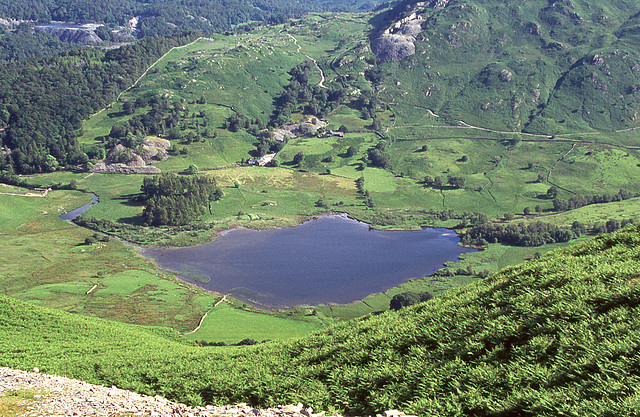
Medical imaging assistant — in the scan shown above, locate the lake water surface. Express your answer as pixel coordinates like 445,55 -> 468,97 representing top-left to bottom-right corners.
142,215 -> 474,309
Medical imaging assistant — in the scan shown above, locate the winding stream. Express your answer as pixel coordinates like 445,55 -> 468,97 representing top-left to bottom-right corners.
59,193 -> 99,221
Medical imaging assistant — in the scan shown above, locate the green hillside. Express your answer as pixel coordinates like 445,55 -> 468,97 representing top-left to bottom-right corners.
2,224 -> 639,416
3,3 -> 640,331
373,0 -> 640,133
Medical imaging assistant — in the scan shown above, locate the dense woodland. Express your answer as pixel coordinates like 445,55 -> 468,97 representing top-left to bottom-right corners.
0,0 -> 377,42
0,0 -> 312,35
0,32 -> 199,174
0,25 -> 80,61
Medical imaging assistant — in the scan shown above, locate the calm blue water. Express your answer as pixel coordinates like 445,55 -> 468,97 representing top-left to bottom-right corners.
142,215 -> 474,309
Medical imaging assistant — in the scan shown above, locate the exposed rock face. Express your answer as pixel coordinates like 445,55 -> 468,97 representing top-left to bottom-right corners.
371,10 -> 425,63
33,23 -> 103,44
140,137 -> 171,163
92,142 -> 163,174
270,118 -> 327,142
371,0 -> 456,63
371,35 -> 417,63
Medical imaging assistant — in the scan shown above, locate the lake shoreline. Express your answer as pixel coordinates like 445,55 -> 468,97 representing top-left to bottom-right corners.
60,190 -> 475,313
141,215 -> 474,309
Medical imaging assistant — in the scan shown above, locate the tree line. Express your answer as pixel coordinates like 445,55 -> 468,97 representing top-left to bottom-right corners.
552,189 -> 638,212
461,218 -> 636,247
461,221 -> 578,247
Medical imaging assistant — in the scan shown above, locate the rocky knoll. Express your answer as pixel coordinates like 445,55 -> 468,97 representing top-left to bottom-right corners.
371,0 -> 453,63
0,367 -> 414,417
92,138 -> 169,174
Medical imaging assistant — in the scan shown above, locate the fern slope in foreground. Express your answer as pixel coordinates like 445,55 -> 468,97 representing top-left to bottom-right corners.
1,226 -> 640,416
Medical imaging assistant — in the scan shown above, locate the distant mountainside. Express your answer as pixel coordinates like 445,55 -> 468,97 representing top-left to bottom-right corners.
0,0 -> 380,38
1,223 -> 639,416
370,0 -> 640,133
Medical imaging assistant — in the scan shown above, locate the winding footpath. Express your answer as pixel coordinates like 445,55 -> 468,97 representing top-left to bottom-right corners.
182,294 -> 230,336
287,34 -> 326,88
547,142 -> 578,195
0,188 -> 51,198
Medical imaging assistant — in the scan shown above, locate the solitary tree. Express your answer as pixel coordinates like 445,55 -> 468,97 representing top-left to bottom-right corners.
390,292 -> 433,310
293,152 -> 305,166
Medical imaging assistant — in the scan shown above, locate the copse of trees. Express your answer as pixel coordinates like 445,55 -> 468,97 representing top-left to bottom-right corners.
354,89 -> 380,120
461,221 -> 578,247
141,173 -> 222,226
270,60 -> 347,126
367,141 -> 392,170
447,175 -> 465,189
423,175 -> 466,189
592,218 -> 635,234
224,113 -> 265,134
389,292 -> 433,310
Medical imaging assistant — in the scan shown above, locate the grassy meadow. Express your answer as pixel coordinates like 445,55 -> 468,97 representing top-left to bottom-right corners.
184,302 -> 323,344
0,185 -> 326,342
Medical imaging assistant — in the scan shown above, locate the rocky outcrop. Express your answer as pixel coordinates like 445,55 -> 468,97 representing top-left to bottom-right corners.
33,23 -> 103,44
269,118 -> 327,142
92,142 -> 163,174
0,367 -> 418,417
371,0 -> 456,63
371,11 -> 424,63
371,35 -> 417,63
140,137 -> 171,163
